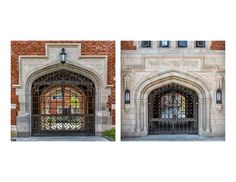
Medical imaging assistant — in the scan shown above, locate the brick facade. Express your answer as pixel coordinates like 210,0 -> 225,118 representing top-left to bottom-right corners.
121,41 -> 136,50
11,41 -> 115,125
121,41 -> 226,51
210,41 -> 225,50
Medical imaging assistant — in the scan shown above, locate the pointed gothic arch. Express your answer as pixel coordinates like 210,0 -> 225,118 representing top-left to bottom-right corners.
133,70 -> 212,136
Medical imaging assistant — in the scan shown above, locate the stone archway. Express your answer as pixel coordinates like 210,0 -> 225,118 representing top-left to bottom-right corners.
16,63 -> 105,137
133,71 -> 212,137
14,43 -> 113,137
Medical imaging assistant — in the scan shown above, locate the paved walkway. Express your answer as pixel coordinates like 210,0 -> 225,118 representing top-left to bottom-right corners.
122,135 -> 225,141
12,136 -> 109,141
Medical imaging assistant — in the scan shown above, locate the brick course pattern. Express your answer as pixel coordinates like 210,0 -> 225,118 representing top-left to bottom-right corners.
121,41 -> 225,50
121,41 -> 137,50
210,41 -> 225,50
11,41 -> 115,125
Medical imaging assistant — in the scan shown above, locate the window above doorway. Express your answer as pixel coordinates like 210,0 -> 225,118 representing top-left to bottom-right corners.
178,41 -> 188,48
160,41 -> 170,48
141,41 -> 151,48
195,41 -> 206,48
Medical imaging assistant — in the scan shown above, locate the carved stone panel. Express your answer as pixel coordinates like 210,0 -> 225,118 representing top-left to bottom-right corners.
18,44 -> 108,87
79,57 -> 108,85
145,57 -> 202,71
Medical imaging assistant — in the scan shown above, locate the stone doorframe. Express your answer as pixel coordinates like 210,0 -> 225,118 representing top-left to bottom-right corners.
133,70 -> 212,136
14,43 -> 111,137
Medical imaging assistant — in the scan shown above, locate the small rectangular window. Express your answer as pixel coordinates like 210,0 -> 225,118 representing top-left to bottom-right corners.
178,41 -> 187,48
141,41 -> 151,48
160,41 -> 169,47
196,41 -> 205,48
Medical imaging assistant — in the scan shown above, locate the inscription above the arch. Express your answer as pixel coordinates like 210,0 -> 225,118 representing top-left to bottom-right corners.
145,58 -> 202,70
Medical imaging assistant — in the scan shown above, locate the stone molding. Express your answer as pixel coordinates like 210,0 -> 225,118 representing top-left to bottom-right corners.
132,70 -> 212,136
122,53 -> 224,71
13,43 -> 112,136
15,43 -> 109,89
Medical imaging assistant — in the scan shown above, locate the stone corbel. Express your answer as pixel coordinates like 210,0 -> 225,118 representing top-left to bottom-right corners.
216,104 -> 223,112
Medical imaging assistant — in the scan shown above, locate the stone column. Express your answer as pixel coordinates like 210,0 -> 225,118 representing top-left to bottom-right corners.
140,99 -> 144,131
135,100 -> 141,133
205,100 -> 212,133
198,99 -> 204,133
143,99 -> 148,133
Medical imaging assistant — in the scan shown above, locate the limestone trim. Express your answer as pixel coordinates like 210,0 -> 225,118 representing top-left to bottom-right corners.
133,70 -> 212,136
14,43 -> 111,136
17,43 -> 109,88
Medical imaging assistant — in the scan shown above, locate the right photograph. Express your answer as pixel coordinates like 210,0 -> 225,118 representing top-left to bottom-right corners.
121,41 -> 225,141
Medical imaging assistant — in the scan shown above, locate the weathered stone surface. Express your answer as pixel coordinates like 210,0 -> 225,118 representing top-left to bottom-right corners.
121,41 -> 225,138
16,113 -> 30,137
12,42 -> 115,137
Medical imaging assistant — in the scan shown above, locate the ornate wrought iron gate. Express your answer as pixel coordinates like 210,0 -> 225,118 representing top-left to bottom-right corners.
31,69 -> 95,136
148,83 -> 198,134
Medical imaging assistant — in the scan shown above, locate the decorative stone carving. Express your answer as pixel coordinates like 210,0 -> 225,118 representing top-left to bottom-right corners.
78,58 -> 107,84
14,43 -> 111,136
216,104 -> 223,112
18,44 -> 108,88
124,75 -> 131,89
121,42 -> 225,137
145,58 -> 201,70
215,74 -> 223,89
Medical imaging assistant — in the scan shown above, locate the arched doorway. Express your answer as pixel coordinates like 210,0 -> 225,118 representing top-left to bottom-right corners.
31,69 -> 95,136
148,83 -> 198,134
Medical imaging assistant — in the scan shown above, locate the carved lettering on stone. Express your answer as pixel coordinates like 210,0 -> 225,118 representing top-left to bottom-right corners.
145,58 -> 201,70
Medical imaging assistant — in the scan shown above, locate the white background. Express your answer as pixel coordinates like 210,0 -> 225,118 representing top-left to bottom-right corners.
0,0 -> 235,182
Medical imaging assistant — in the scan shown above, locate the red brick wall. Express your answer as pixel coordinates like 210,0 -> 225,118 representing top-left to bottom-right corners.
11,41 -> 115,125
211,41 -> 225,50
121,41 -> 136,50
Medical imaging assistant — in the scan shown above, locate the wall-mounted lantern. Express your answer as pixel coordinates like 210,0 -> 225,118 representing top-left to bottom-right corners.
60,48 -> 67,64
125,89 -> 130,104
216,88 -> 222,104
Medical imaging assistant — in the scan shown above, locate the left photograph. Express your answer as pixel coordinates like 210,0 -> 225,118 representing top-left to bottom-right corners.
11,41 -> 115,141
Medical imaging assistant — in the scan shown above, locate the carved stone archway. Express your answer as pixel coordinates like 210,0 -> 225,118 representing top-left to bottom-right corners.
133,70 -> 212,136
14,43 -> 111,137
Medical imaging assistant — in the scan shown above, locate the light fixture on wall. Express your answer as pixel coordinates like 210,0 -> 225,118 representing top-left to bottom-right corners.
216,88 -> 222,104
60,48 -> 67,64
125,89 -> 130,104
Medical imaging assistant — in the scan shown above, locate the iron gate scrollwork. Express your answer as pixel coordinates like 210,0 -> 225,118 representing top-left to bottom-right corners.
148,83 -> 198,134
31,69 -> 95,136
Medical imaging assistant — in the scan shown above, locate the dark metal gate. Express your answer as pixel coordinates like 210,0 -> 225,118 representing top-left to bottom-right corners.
31,69 -> 95,136
148,83 -> 198,134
